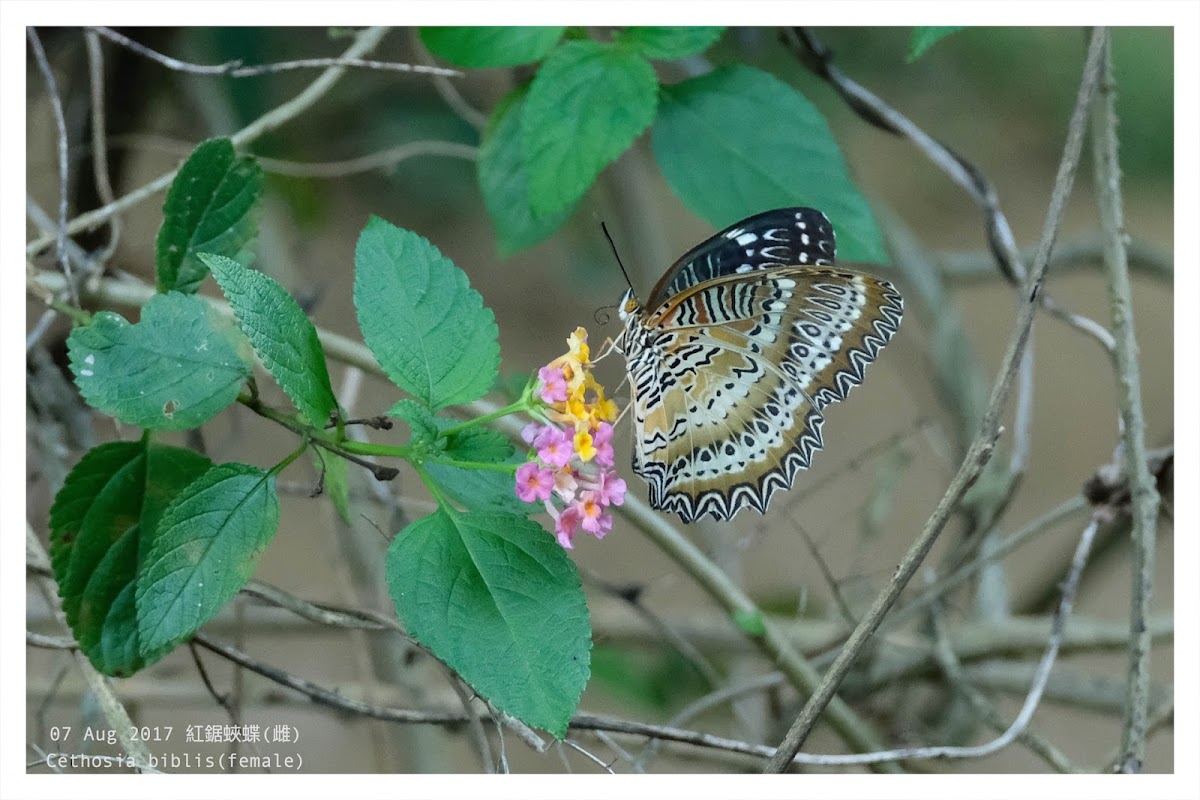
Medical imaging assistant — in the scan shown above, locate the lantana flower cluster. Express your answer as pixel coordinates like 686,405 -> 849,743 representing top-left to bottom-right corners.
515,327 -> 626,549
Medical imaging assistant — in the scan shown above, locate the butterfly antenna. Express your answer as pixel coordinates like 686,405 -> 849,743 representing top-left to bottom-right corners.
600,221 -> 636,293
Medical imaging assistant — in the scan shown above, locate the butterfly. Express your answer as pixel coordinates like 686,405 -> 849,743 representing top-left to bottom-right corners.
615,207 -> 903,523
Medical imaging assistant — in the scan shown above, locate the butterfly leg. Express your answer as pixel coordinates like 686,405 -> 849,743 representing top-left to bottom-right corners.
591,335 -> 623,363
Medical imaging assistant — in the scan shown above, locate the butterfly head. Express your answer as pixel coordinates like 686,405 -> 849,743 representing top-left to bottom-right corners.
617,288 -> 641,323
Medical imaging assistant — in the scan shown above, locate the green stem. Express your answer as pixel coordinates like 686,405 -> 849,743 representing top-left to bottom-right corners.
50,299 -> 92,326
269,441 -> 310,477
439,397 -> 531,439
337,438 -> 414,460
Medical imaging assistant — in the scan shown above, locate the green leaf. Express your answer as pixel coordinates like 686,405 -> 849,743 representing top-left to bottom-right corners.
156,138 -> 264,294
425,456 -> 532,516
522,40 -> 658,218
354,217 -> 499,410
67,292 -> 253,431
478,85 -> 574,256
136,463 -> 280,656
907,27 -> 965,62
442,426 -> 514,464
420,26 -> 565,68
653,65 -> 886,263
203,253 -> 337,425
49,441 -> 212,675
615,26 -> 725,60
387,509 -> 590,736
388,397 -> 441,449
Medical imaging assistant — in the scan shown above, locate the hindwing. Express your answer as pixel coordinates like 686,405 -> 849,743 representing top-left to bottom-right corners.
626,267 -> 902,522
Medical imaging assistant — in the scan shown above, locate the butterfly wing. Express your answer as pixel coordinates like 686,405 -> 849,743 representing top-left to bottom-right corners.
645,208 -> 836,310
627,267 -> 902,522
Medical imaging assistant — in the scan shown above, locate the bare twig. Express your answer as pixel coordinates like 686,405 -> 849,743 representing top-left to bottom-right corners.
937,236 -> 1173,285
1090,36 -> 1162,774
90,26 -> 461,78
26,26 -> 391,257
784,27 -> 1116,359
928,575 -> 1076,772
27,27 -> 78,305
411,27 -> 488,129
84,28 -> 121,265
764,27 -> 1110,771
256,140 -> 477,178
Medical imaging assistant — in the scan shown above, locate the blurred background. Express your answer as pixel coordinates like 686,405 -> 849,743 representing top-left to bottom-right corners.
26,26 -> 1174,773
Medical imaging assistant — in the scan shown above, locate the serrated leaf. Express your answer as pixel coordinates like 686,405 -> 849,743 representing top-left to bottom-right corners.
354,217 -> 499,410
49,441 -> 211,675
907,27 -> 965,62
653,65 -> 886,263
425,456 -> 533,516
387,509 -> 590,736
478,85 -> 574,256
136,463 -> 280,656
203,253 -> 337,425
420,26 -> 565,68
67,292 -> 253,431
522,40 -> 658,218
156,138 -> 263,294
443,427 -> 514,464
388,397 -> 441,449
616,26 -> 725,60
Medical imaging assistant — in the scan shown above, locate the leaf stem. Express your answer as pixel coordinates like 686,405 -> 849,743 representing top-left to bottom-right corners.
269,441 -> 310,477
439,396 -> 532,439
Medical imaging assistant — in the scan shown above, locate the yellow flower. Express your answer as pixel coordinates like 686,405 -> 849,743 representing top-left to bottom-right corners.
567,327 -> 590,363
574,430 -> 597,462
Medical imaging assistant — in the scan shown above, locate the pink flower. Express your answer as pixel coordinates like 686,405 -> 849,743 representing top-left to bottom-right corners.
593,469 -> 627,507
591,422 -> 615,467
521,422 -> 544,445
535,425 -> 573,468
555,505 -> 582,549
537,366 -> 569,404
515,462 -> 554,503
578,492 -> 608,535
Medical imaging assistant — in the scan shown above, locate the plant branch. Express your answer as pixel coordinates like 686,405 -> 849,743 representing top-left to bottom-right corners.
27,27 -> 78,305
928,578 -> 1076,773
26,26 -> 391,257
1090,36 -> 1163,774
784,27 -> 1115,359
89,26 -> 461,77
764,27 -> 1110,771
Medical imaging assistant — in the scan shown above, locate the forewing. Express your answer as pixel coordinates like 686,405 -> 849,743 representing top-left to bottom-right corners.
646,208 -> 836,310
630,267 -> 902,522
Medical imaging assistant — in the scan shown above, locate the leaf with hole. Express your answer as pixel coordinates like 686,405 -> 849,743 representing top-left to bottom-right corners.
67,292 -> 253,431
